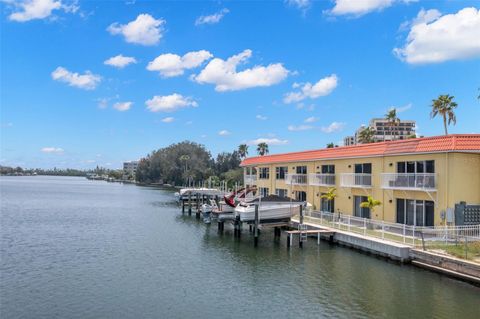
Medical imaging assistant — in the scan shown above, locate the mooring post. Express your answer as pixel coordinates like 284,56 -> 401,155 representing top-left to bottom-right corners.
234,216 -> 240,237
195,193 -> 200,219
299,205 -> 304,248
218,221 -> 224,232
188,192 -> 192,215
182,197 -> 185,213
254,204 -> 259,247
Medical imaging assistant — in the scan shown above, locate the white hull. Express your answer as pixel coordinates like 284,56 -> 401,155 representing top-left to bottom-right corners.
234,203 -> 300,222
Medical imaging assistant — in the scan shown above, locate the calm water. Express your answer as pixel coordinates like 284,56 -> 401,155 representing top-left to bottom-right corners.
1,176 -> 479,319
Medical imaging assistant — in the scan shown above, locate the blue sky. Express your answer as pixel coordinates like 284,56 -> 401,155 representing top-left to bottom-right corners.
1,0 -> 479,169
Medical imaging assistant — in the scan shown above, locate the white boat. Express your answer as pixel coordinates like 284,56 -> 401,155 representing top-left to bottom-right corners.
234,195 -> 303,222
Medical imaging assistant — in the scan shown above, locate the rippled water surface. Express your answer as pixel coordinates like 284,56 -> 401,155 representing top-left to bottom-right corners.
1,176 -> 479,319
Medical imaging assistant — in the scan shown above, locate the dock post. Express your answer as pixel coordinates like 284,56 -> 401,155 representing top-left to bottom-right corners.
188,193 -> 192,215
249,224 -> 253,232
299,205 -> 304,248
182,198 -> 185,213
234,216 -> 240,237
254,204 -> 259,247
195,193 -> 200,219
218,221 -> 224,232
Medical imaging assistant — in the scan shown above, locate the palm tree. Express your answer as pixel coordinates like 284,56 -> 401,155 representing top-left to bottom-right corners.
385,108 -> 400,141
179,155 -> 190,172
320,187 -> 337,202
238,144 -> 249,159
357,127 -> 375,144
430,94 -> 458,135
320,187 -> 337,214
256,143 -> 269,156
326,142 -> 335,148
360,196 -> 382,213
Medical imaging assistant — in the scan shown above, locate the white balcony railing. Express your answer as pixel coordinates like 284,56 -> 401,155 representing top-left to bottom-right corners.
309,173 -> 335,186
244,174 -> 257,185
340,173 -> 372,188
381,173 -> 436,190
285,174 -> 308,185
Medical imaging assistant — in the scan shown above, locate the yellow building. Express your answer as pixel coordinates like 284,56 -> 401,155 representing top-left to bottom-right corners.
240,134 -> 480,226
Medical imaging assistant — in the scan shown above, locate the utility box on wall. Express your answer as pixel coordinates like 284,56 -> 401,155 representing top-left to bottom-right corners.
455,202 -> 480,225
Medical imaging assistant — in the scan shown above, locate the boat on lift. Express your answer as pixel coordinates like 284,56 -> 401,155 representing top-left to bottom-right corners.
202,186 -> 257,222
234,195 -> 303,222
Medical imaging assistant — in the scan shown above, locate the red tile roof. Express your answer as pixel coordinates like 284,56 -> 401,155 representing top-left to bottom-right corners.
240,134 -> 480,166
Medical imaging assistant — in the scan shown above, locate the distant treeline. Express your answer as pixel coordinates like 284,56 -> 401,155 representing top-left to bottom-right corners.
136,141 -> 242,187
0,165 -> 122,178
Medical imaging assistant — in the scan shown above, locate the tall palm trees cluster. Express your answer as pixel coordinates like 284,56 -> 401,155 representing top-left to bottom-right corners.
236,94 -> 461,160
356,94 -> 460,144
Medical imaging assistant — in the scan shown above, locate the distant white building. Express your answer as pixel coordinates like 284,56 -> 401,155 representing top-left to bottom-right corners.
346,118 -> 416,145
123,161 -> 139,179
343,135 -> 355,146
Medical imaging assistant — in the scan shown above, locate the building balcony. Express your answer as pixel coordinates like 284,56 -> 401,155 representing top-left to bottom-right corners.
381,173 -> 436,191
244,175 -> 257,185
309,173 -> 335,186
285,174 -> 308,185
340,173 -> 372,188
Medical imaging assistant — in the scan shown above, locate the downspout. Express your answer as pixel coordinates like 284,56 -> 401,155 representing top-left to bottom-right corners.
444,152 -> 448,226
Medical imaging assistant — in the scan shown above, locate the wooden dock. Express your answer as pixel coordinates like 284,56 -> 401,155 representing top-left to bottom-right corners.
286,229 -> 336,247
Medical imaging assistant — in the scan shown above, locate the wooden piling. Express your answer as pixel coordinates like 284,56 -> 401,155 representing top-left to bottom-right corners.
254,204 -> 259,247
188,193 -> 192,215
299,204 -> 304,248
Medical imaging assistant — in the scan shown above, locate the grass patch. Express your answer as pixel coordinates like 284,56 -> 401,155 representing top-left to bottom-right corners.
427,241 -> 480,261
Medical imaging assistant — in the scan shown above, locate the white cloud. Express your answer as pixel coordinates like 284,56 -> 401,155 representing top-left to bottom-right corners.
145,93 -> 198,112
394,7 -> 480,64
329,0 -> 415,17
283,74 -> 338,104
391,103 -> 412,113
107,14 -> 165,46
287,124 -> 313,131
218,130 -> 231,136
248,138 -> 289,146
400,8 -> 441,30
113,101 -> 132,112
51,66 -> 101,90
195,8 -> 229,25
286,0 -> 311,10
161,117 -> 175,123
192,49 -> 289,92
8,0 -> 61,22
304,116 -> 318,123
104,54 -> 137,68
256,115 -> 268,120
321,122 -> 346,133
41,147 -> 64,154
97,98 -> 109,109
147,50 -> 213,77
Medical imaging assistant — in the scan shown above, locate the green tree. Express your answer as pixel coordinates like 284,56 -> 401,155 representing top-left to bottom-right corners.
256,142 -> 269,156
360,196 -> 382,213
430,94 -> 458,135
385,108 -> 400,141
320,188 -> 337,202
326,142 -> 336,148
357,127 -> 375,144
238,144 -> 249,159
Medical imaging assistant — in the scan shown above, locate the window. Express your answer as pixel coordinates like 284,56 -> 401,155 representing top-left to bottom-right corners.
396,198 -> 434,226
295,191 -> 307,201
321,165 -> 335,174
259,187 -> 269,197
259,167 -> 269,179
321,194 -> 335,213
276,189 -> 288,197
397,160 -> 435,173
354,196 -> 370,219
275,166 -> 288,179
296,166 -> 307,174
354,163 -> 372,174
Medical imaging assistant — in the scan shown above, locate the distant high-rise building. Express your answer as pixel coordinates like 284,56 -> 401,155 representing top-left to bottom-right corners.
123,161 -> 139,179
343,135 -> 355,146
345,118 -> 416,145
